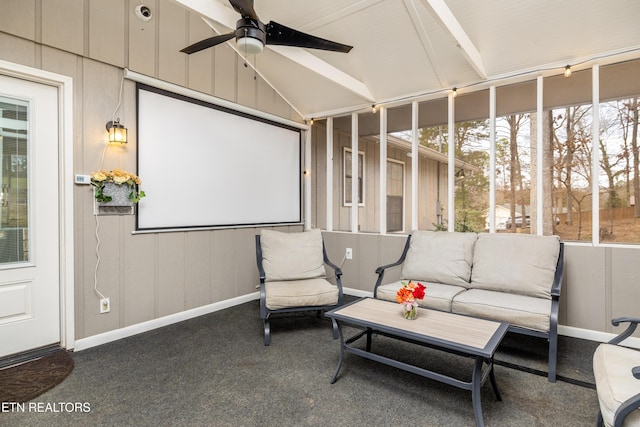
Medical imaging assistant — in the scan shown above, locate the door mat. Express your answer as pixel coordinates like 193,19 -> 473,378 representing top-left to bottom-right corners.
0,350 -> 74,403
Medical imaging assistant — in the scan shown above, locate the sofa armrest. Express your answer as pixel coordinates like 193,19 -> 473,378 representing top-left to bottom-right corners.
609,317 -> 640,345
373,235 -> 411,298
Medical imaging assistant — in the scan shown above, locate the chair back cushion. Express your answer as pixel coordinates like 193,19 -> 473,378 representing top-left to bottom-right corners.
401,230 -> 477,287
260,229 -> 326,282
469,233 -> 560,299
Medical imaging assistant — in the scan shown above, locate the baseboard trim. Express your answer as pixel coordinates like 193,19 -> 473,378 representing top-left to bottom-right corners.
73,293 -> 259,352
559,324 -> 640,348
72,288 -> 640,352
343,287 -> 373,298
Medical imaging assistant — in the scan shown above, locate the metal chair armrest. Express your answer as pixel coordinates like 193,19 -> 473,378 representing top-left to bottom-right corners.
255,235 -> 266,281
323,243 -> 343,279
373,235 -> 411,297
550,242 -> 564,298
609,317 -> 640,345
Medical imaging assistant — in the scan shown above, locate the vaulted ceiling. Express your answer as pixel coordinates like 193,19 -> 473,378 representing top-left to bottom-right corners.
174,0 -> 640,119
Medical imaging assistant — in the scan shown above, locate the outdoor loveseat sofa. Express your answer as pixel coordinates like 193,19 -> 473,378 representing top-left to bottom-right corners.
374,230 -> 564,382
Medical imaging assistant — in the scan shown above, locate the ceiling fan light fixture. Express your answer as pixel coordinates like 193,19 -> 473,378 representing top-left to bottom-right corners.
237,36 -> 264,55
235,17 -> 266,55
180,1 -> 352,56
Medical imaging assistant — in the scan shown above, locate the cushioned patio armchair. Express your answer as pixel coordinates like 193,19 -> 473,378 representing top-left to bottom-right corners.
255,229 -> 344,346
594,317 -> 640,427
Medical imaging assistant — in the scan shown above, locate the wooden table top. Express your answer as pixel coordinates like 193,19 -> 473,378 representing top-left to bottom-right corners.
326,297 -> 508,358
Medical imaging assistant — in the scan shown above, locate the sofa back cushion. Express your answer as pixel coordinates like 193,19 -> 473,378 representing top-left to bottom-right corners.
401,231 -> 477,287
260,229 -> 326,282
469,233 -> 560,299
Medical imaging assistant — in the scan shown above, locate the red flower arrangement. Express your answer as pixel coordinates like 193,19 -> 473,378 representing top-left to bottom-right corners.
396,280 -> 426,319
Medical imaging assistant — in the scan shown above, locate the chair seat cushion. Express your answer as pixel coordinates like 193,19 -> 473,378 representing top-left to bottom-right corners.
265,278 -> 339,310
593,343 -> 640,427
376,280 -> 466,312
452,288 -> 551,332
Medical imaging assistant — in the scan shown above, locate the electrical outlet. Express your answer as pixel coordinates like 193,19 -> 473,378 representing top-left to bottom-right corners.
345,248 -> 353,260
100,298 -> 110,314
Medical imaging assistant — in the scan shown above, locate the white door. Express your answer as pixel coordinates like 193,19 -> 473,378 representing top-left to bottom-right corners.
0,74 -> 60,358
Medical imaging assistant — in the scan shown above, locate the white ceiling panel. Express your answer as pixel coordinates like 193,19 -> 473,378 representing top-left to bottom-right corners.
175,0 -> 640,118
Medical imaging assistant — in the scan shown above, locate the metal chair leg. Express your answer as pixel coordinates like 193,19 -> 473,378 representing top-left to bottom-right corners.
263,319 -> 271,346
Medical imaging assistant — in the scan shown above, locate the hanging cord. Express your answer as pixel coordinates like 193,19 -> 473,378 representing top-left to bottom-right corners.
93,74 -> 125,302
93,214 -> 106,300
111,75 -> 125,128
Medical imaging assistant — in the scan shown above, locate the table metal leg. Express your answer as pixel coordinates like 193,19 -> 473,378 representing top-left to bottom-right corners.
471,357 -> 485,427
330,319 -> 345,384
488,359 -> 502,401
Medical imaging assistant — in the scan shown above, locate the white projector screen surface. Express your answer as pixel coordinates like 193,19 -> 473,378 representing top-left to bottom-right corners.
136,85 -> 301,230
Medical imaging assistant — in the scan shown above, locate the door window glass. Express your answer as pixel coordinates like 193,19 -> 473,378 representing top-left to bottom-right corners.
0,97 -> 29,263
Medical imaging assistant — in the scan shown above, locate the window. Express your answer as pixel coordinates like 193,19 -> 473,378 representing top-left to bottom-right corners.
597,97 -> 640,243
0,97 -> 29,262
550,105 -> 595,241
453,91 -> 491,233
387,160 -> 404,232
417,98 -> 449,230
343,148 -> 364,205
496,113 -> 532,234
312,58 -> 640,244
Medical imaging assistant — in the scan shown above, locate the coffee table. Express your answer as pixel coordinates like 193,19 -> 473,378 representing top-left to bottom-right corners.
325,297 -> 509,427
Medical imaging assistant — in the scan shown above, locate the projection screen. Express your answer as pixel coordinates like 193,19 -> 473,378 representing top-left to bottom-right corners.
136,84 -> 301,230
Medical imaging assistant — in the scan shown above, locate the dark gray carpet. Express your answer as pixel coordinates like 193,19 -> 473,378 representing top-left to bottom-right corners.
1,298 -> 600,426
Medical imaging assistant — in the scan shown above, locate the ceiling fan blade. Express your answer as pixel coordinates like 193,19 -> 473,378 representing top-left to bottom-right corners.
229,0 -> 259,21
265,21 -> 353,53
180,32 -> 235,54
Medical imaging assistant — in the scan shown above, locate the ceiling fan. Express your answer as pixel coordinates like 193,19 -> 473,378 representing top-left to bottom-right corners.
180,0 -> 353,55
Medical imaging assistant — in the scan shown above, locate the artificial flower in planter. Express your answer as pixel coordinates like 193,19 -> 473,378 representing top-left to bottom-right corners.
91,168 -> 146,204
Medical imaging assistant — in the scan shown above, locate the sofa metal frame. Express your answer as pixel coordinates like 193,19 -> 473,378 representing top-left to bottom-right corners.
596,317 -> 640,427
255,234 -> 344,346
373,234 -> 565,382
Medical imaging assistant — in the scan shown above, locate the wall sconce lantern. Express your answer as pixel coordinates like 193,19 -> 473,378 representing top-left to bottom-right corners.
106,119 -> 127,144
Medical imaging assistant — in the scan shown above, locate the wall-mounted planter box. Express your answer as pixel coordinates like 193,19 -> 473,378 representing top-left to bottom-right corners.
95,182 -> 135,215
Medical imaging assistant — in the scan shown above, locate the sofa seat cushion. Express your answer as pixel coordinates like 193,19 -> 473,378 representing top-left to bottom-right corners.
593,343 -> 640,427
260,229 -> 326,282
376,280 -> 466,312
401,231 -> 478,287
265,278 -> 338,310
470,233 -> 560,299
452,288 -> 551,332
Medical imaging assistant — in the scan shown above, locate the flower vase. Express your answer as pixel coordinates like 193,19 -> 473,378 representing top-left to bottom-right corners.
404,304 -> 418,320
